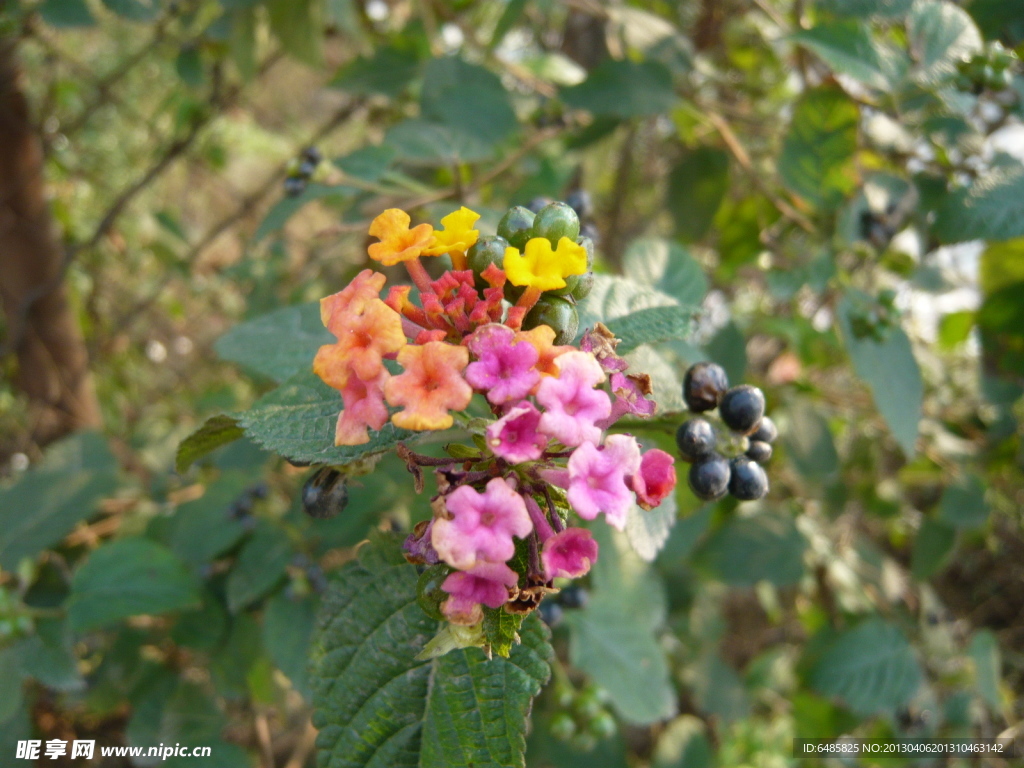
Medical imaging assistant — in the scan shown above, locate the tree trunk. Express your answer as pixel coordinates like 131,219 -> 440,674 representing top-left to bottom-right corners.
0,37 -> 102,449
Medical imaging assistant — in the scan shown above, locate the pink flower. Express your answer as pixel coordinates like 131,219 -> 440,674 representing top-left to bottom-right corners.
486,402 -> 547,463
542,528 -> 599,580
580,324 -> 628,373
465,324 -> 540,406
631,449 -> 677,510
432,478 -> 533,569
441,562 -> 519,625
562,435 -> 641,530
536,351 -> 612,447
333,370 -> 389,446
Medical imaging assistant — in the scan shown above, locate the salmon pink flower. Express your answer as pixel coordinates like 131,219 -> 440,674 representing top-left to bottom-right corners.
385,341 -> 472,431
441,562 -> 519,625
313,299 -> 405,386
542,528 -> 599,580
432,477 -> 533,570
562,434 -> 641,529
367,208 -> 434,266
466,324 -> 540,406
320,269 -> 387,334
486,402 -> 547,463
631,449 -> 677,510
536,351 -> 611,447
515,325 -> 571,378
332,370 -> 389,446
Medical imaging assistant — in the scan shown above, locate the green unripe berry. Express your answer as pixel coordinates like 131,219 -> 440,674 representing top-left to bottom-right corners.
532,202 -> 580,246
497,206 -> 535,251
571,732 -> 598,752
523,295 -> 579,344
588,712 -> 617,740
574,686 -> 605,720
467,235 -> 509,289
416,564 -> 452,621
549,712 -> 577,742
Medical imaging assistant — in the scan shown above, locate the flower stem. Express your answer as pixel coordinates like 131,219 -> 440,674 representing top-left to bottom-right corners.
505,285 -> 543,329
404,257 -> 434,294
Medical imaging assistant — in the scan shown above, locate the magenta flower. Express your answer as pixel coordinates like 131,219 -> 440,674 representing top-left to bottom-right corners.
542,528 -> 599,580
631,449 -> 677,510
536,351 -> 612,447
486,402 -> 547,463
465,324 -> 540,406
580,324 -> 628,373
432,477 -> 533,569
562,434 -> 641,529
441,562 -> 519,625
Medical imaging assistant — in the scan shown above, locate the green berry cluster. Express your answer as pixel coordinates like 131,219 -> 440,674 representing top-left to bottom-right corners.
469,196 -> 596,345
0,587 -> 34,646
284,147 -> 322,197
954,42 -> 1018,93
848,288 -> 899,342
549,680 -> 617,751
675,362 -> 774,502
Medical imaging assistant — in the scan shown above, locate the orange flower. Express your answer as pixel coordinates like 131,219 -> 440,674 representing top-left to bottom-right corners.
334,370 -> 390,446
313,299 -> 406,386
367,209 -> 434,266
515,325 -> 571,377
385,341 -> 472,431
320,269 -> 387,336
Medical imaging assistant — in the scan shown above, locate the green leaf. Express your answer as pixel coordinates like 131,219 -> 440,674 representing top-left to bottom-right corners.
331,46 -> 420,98
564,527 -> 676,725
68,538 -> 202,633
22,618 -> 82,692
39,0 -> 95,27
969,630 -> 1002,712
792,22 -> 906,89
482,608 -> 524,659
101,0 -> 159,21
254,183 -> 356,241
576,274 -> 678,333
226,522 -> 292,612
175,47 -> 204,88
936,474 -> 989,530
690,652 -> 751,722
263,593 -> 317,697
561,59 -> 675,118
621,238 -> 708,307
705,319 -> 747,384
652,716 -> 713,768
910,517 -> 956,579
784,400 -> 839,480
606,306 -> 696,354
215,302 -> 332,383
238,369 -> 420,467
0,431 -> 118,571
384,118 -> 494,166
267,0 -> 323,66
175,414 -> 245,473
933,162 -> 1024,243
816,0 -> 913,16
334,145 -> 396,183
127,675 -> 228,757
907,0 -> 982,83
0,645 -> 25,723
210,614 -> 262,699
779,86 -> 859,209
421,57 -> 517,148
938,310 -> 975,350
809,619 -> 923,715
625,491 -> 678,563
694,514 -> 806,587
229,7 -> 257,80
169,473 -> 253,568
666,148 -> 729,242
839,292 -> 923,456
310,533 -> 552,768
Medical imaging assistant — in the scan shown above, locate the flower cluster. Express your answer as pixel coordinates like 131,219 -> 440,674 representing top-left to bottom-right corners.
313,203 -> 677,655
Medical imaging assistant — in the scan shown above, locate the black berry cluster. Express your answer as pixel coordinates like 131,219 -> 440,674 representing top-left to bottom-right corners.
675,362 -> 774,502
283,146 -> 322,197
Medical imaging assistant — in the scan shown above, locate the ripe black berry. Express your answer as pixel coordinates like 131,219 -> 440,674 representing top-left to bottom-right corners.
301,467 -> 348,519
688,455 -> 730,501
538,600 -> 564,628
283,176 -> 306,197
301,146 -> 322,164
728,457 -> 769,501
675,418 -> 717,463
527,196 -> 554,214
558,584 -> 589,610
719,385 -> 766,435
749,416 -> 777,444
683,362 -> 729,412
746,440 -> 773,464
565,189 -> 593,220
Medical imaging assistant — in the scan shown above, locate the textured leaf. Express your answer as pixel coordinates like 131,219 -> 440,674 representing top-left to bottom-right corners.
226,522 -> 293,612
239,370 -> 420,467
175,414 -> 245,473
910,517 -> 956,580
666,148 -> 729,242
694,514 -> 806,587
792,22 -> 907,89
625,491 -> 677,563
482,608 -> 524,659
68,538 -> 202,633
576,274 -> 677,334
332,46 -> 420,97
215,302 -> 332,383
839,292 -> 923,456
933,161 -> 1024,243
0,431 -> 118,570
421,57 -> 517,147
385,118 -> 494,165
564,527 -> 676,725
39,0 -> 95,27
22,618 -> 82,692
809,619 -> 923,715
561,59 -> 675,118
310,533 -> 552,768
606,306 -> 697,354
907,0 -> 982,83
937,475 -> 989,530
779,86 -> 859,209
621,238 -> 708,307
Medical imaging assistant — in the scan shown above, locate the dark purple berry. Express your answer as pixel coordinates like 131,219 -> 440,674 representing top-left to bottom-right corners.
302,467 -> 348,519
728,456 -> 769,501
527,196 -> 554,213
749,416 -> 777,444
719,385 -> 766,435
539,600 -> 564,627
683,362 -> 729,412
675,418 -> 717,463
688,455 -> 730,501
558,585 -> 588,610
301,146 -> 322,164
283,176 -> 306,197
298,159 -> 318,178
746,440 -> 773,464
566,189 -> 593,219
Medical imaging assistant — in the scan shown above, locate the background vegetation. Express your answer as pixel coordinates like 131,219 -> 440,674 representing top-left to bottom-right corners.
1,0 -> 1023,766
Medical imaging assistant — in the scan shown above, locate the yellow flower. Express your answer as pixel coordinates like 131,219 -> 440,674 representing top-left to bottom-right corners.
503,237 -> 587,291
422,206 -> 481,258
367,208 -> 434,266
